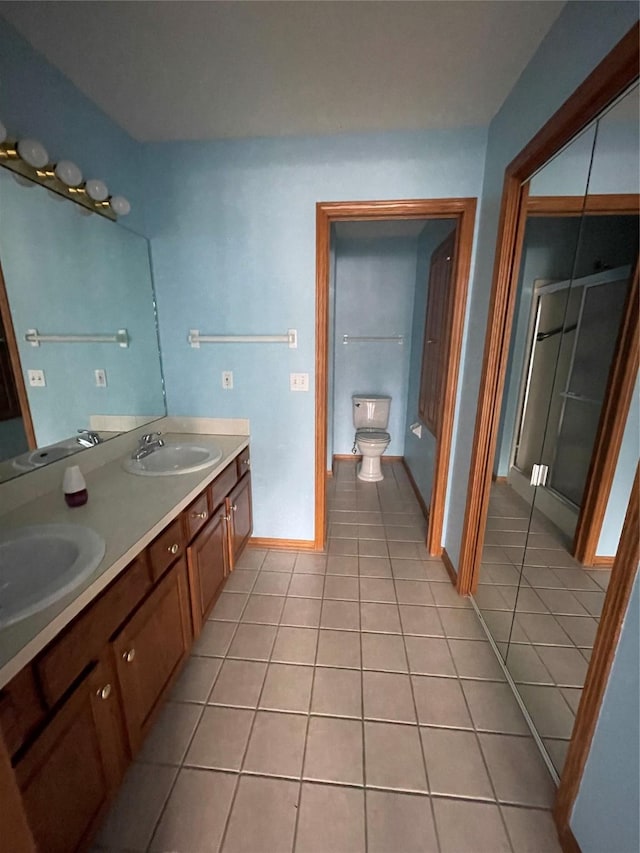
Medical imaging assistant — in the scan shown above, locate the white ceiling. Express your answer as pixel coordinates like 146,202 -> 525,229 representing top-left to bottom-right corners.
0,1 -> 565,142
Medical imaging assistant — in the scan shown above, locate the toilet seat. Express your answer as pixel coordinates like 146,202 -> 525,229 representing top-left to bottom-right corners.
356,429 -> 390,444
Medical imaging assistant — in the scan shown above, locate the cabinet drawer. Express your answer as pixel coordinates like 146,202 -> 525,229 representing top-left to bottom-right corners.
37,556 -> 152,708
0,665 -> 46,758
148,517 -> 185,582
236,447 -> 251,479
209,461 -> 238,512
183,491 -> 210,542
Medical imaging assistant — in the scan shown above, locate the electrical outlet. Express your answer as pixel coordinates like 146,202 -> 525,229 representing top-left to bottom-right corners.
290,372 -> 309,392
28,369 -> 46,387
222,371 -> 233,389
94,369 -> 107,388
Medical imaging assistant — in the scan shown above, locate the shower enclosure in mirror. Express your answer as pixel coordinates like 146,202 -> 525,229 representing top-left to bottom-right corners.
0,166 -> 166,483
474,82 -> 639,778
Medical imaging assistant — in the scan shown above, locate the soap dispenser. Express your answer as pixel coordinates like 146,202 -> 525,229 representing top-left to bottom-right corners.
63,465 -> 88,507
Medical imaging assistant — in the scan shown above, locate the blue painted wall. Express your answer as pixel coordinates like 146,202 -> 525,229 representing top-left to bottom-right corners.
572,573 -> 640,853
145,129 -> 487,540
404,221 -> 455,509
331,236 -> 418,457
445,1 -> 640,570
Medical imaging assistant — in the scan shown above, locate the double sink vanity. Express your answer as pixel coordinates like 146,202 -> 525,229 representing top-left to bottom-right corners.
0,419 -> 253,852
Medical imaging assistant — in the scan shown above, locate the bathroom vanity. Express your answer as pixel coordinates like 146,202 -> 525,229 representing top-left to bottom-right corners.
0,427 -> 252,852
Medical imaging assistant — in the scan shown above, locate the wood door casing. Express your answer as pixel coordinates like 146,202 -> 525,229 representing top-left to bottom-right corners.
186,507 -> 228,636
228,473 -> 253,570
418,229 -> 457,438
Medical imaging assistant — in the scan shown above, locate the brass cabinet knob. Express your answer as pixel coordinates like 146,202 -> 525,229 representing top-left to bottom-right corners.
192,511 -> 207,520
122,648 -> 136,663
223,513 -> 231,522
231,504 -> 238,512
243,459 -> 250,468
96,683 -> 112,700
168,543 -> 179,555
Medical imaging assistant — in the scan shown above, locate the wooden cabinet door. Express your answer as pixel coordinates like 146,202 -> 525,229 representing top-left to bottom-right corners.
112,558 -> 191,755
186,506 -> 228,636
228,473 -> 253,570
15,656 -> 125,853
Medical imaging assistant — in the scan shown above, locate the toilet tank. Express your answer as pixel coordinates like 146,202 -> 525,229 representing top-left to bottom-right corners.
352,395 -> 391,429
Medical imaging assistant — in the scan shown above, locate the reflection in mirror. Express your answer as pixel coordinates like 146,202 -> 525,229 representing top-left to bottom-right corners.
476,82 -> 639,778
0,167 -> 166,483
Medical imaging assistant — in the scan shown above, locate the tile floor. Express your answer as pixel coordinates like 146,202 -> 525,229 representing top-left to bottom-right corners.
94,460 -> 561,853
476,482 -> 608,775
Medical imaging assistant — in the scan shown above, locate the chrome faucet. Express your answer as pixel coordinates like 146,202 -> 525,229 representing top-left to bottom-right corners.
77,429 -> 101,448
132,431 -> 165,460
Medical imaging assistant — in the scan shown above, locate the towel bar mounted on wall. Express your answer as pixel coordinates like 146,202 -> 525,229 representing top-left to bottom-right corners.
188,329 -> 298,348
342,334 -> 404,344
25,328 -> 130,347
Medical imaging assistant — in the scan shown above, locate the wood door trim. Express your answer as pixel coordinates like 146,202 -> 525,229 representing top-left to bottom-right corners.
249,537 -> 317,551
573,263 -> 638,565
453,21 -> 639,847
0,262 -> 36,448
315,198 -> 476,554
555,467 -> 639,844
527,193 -> 640,216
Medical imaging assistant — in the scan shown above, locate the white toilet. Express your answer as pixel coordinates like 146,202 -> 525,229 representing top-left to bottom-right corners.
352,394 -> 391,482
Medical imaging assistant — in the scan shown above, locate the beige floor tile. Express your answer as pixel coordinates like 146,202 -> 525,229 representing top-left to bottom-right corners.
211,592 -> 249,621
405,636 -> 456,676
361,632 -> 408,672
253,571 -> 291,595
359,556 -> 392,577
227,623 -> 276,660
295,783 -> 365,853
449,639 -> 507,680
316,629 -> 361,668
364,721 -> 428,792
208,659 -> 267,708
399,604 -> 444,637
431,583 -> 473,608
517,684 -> 576,739
304,716 -> 363,784
262,551 -> 297,572
260,663 -> 313,712
395,579 -> 434,605
438,607 -> 486,639
149,768 -> 236,852
280,596 -> 322,628
326,554 -> 359,575
366,790 -> 438,853
243,710 -> 307,777
360,602 -> 402,633
543,737 -> 570,774
329,538 -> 359,556
560,686 -> 582,714
185,706 -> 253,771
358,523 -> 387,540
235,549 -> 266,570
390,559 -> 429,580
96,763 -> 177,851
556,614 -> 598,647
360,577 -> 397,602
535,645 -> 589,687
287,574 -> 325,598
412,675 -> 472,728
320,598 -> 360,630
222,775 -> 298,853
433,798 -> 511,853
170,656 -> 222,703
223,568 -> 258,592
479,733 -> 556,807
462,679 -> 529,734
536,587 -> 589,616
331,522 -> 360,539
272,627 -> 318,664
388,541 -> 430,560
294,553 -> 328,574
241,593 -> 285,624
505,644 -> 554,685
421,727 -> 494,799
311,667 -> 362,717
573,589 -> 605,617
502,805 -> 563,853
192,620 -> 236,657
323,574 -> 359,600
363,671 -> 416,723
358,539 -> 388,557
137,701 -> 202,765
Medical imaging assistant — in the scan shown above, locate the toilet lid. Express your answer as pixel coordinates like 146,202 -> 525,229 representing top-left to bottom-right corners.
356,429 -> 390,443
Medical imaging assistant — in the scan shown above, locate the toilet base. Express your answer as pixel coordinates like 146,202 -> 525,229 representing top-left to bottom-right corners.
357,455 -> 384,482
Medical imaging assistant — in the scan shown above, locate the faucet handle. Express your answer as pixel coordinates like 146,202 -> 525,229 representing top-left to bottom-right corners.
140,431 -> 164,445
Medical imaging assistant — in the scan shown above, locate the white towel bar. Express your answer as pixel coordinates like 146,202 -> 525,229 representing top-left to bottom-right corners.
189,329 -> 297,349
25,328 -> 129,347
342,334 -> 403,344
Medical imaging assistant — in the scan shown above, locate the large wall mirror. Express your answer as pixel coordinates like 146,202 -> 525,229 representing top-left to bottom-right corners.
0,167 -> 166,483
476,80 -> 639,781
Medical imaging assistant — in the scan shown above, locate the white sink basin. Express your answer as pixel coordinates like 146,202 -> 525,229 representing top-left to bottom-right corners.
0,524 -> 106,628
13,442 -> 78,471
123,443 -> 223,476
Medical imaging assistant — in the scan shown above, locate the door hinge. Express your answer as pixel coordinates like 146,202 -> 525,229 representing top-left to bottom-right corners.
530,464 -> 549,487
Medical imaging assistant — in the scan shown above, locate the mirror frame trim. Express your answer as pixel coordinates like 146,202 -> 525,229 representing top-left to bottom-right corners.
455,21 -> 639,851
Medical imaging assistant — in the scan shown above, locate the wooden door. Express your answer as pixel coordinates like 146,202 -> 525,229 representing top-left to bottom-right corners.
186,506 -> 228,636
15,656 -> 125,853
418,230 -> 457,437
112,558 -> 191,755
228,474 -> 253,570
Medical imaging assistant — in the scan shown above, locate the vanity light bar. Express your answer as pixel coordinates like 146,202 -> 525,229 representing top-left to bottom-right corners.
189,329 -> 298,349
342,334 -> 404,344
26,328 -> 130,348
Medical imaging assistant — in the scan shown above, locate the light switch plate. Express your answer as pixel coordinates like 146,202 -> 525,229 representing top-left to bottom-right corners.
290,372 -> 309,392
28,369 -> 46,387
94,369 -> 107,387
